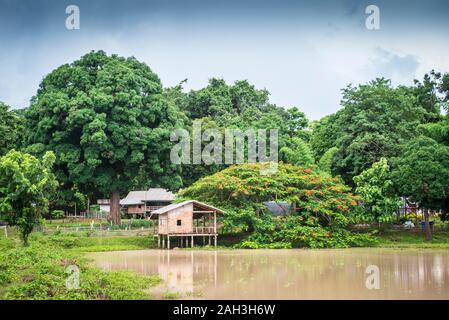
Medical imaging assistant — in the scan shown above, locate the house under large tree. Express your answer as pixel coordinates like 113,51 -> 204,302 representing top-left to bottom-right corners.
120,188 -> 175,217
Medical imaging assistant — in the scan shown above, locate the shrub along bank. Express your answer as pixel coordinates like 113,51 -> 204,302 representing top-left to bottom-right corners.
0,235 -> 160,300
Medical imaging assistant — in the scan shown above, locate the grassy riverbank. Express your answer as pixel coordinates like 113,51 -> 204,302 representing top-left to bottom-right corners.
32,232 -> 157,252
376,229 -> 449,249
0,233 -> 160,300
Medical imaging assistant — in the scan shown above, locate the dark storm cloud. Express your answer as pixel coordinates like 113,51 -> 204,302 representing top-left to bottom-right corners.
0,0 -> 448,119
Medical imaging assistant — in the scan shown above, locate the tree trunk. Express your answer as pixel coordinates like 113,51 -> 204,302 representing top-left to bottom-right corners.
424,209 -> 432,242
110,191 -> 121,225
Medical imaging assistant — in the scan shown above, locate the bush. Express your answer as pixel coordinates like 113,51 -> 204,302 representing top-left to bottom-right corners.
235,241 -> 292,249
0,238 -> 160,300
51,210 -> 65,220
237,215 -> 378,249
180,163 -> 378,249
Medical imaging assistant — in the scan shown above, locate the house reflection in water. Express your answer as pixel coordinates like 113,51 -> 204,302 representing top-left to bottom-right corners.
157,250 -> 218,294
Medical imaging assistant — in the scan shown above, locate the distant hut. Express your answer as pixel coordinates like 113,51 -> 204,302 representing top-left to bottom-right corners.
152,200 -> 224,249
120,188 -> 175,217
97,199 -> 111,213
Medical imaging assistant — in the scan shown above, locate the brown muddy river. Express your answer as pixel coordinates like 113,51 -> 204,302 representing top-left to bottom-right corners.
89,249 -> 449,299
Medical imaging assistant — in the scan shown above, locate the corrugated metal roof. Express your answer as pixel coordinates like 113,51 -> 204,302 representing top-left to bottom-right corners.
152,200 -> 224,214
263,201 -> 291,216
120,188 -> 175,205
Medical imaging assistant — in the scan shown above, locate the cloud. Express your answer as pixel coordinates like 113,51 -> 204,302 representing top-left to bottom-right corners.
0,0 -> 447,122
342,0 -> 366,16
366,47 -> 420,84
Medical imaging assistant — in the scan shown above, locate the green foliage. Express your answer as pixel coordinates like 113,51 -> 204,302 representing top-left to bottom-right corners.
220,207 -> 259,233
24,51 -> 185,223
0,150 -> 58,245
235,240 -> 292,249
280,137 -> 314,166
51,210 -> 65,220
89,204 -> 100,213
175,117 -> 227,187
393,136 -> 449,210
0,238 -> 160,300
318,147 -> 338,175
376,228 -> 449,249
30,232 -> 156,252
166,78 -> 310,186
162,291 -> 182,300
0,102 -> 24,156
311,78 -> 441,185
180,162 -> 358,228
353,158 -> 401,223
285,107 -> 308,138
309,114 -> 340,161
418,121 -> 449,145
180,163 -> 374,247
236,215 -> 378,249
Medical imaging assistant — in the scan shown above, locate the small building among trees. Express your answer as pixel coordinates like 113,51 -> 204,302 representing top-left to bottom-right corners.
120,188 -> 175,217
152,200 -> 223,249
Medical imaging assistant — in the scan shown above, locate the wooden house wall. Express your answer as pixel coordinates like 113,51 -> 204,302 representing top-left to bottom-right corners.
127,205 -> 146,214
158,203 -> 193,234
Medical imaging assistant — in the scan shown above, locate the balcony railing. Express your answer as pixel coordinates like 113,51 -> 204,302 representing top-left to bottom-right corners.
146,206 -> 165,211
193,226 -> 215,234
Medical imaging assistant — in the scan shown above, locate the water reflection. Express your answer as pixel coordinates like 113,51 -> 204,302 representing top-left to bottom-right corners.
90,248 -> 449,299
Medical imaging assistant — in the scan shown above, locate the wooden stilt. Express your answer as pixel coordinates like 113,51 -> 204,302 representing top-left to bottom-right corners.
191,235 -> 194,248
157,235 -> 160,248
181,237 -> 183,248
168,235 -> 170,250
162,237 -> 165,249
214,235 -> 217,247
208,236 -> 211,246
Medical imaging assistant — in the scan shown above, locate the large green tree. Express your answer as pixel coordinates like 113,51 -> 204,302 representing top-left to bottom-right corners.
393,136 -> 449,241
353,158 -> 400,223
311,78 -> 441,185
166,78 -> 309,186
25,51 -> 184,224
0,102 -> 24,155
0,150 -> 57,245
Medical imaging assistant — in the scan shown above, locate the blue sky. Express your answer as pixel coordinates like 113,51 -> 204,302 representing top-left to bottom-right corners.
1,0 -> 448,120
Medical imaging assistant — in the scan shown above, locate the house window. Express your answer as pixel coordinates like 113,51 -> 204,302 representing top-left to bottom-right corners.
177,220 -> 182,226
138,205 -> 142,209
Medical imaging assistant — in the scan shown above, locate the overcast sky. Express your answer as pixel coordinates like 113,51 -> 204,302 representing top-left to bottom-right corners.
1,0 -> 448,120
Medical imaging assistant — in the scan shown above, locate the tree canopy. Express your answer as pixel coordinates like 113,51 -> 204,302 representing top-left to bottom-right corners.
0,102 -> 24,156
180,162 -> 357,229
165,78 -> 310,186
392,136 -> 449,240
24,51 -> 185,223
310,78 -> 441,185
393,136 -> 449,211
353,158 -> 400,223
0,150 -> 57,244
